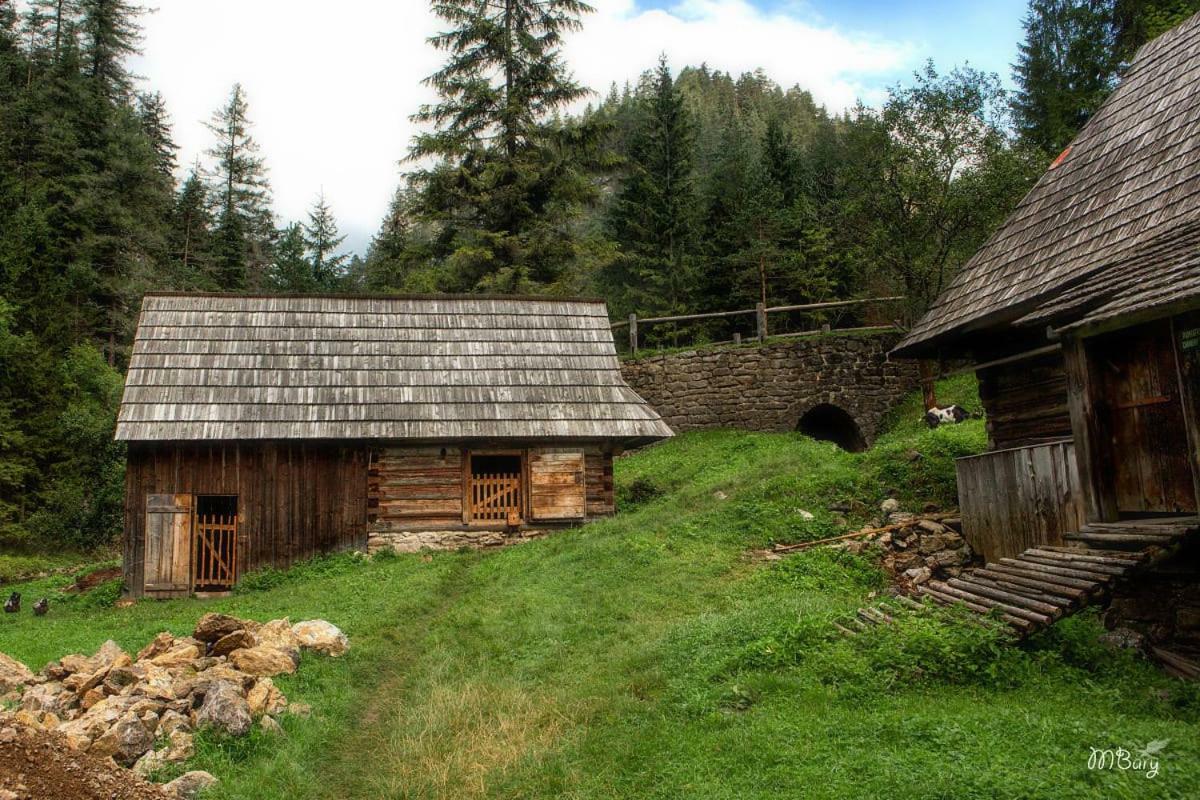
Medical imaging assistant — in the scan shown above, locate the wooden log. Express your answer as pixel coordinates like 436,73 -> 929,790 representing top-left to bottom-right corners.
927,580 -> 1052,625
998,557 -> 1110,584
947,577 -> 1063,617
1063,532 -> 1169,550
917,586 -> 1034,632
972,568 -> 1089,603
893,594 -> 927,611
834,622 -> 858,638
1014,553 -> 1124,578
984,562 -> 1100,593
1023,548 -> 1141,571
1035,545 -> 1145,562
863,606 -> 893,624
1149,646 -> 1200,679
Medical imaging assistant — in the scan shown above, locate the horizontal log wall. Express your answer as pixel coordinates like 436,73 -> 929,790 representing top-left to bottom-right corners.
123,442 -> 368,597
955,440 -> 1084,563
977,350 -> 1072,450
367,444 -> 616,537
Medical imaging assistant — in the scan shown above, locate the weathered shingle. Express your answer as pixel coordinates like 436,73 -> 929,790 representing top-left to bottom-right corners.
895,11 -> 1200,357
115,294 -> 673,443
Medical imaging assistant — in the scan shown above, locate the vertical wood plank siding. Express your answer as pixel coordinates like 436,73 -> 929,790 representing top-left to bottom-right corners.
123,442 -> 368,597
955,441 -> 1084,562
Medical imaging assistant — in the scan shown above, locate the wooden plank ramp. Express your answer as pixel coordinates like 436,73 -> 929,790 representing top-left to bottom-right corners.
843,517 -> 1198,641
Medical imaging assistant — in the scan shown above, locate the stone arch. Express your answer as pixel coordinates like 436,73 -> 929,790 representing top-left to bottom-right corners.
795,402 -> 867,452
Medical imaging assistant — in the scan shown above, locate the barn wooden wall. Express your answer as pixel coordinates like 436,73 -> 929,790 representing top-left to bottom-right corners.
955,440 -> 1084,562
123,442 -> 368,597
977,350 -> 1073,450
368,444 -> 615,535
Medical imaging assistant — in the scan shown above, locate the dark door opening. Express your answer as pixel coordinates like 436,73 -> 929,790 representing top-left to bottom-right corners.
797,404 -> 867,452
194,495 -> 238,592
467,453 -> 524,525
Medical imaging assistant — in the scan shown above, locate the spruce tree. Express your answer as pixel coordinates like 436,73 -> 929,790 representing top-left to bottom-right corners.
167,167 -> 214,288
1013,0 -> 1119,155
269,222 -> 316,293
1114,0 -> 1200,61
408,0 -> 599,291
136,90 -> 176,179
604,57 -> 698,318
302,191 -> 346,289
204,83 -> 273,290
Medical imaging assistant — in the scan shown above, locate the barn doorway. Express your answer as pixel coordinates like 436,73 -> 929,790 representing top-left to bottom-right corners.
466,453 -> 524,525
1094,322 -> 1196,517
797,404 -> 867,452
193,495 -> 238,592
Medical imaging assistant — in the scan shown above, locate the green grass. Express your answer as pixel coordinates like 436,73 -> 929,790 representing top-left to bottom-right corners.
0,548 -> 111,584
0,377 -> 1196,799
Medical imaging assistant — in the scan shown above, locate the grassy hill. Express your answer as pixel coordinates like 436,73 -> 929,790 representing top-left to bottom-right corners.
2,377 -> 1198,799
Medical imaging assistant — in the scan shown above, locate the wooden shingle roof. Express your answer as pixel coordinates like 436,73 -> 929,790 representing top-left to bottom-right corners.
894,12 -> 1200,357
115,294 -> 673,443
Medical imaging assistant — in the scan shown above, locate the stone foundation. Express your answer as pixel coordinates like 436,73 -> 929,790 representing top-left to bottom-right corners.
619,333 -> 920,444
366,528 -> 550,554
1104,538 -> 1200,655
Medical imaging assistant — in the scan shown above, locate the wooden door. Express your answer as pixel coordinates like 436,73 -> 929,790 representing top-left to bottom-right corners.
1098,322 -> 1196,515
529,451 -> 586,521
144,494 -> 193,597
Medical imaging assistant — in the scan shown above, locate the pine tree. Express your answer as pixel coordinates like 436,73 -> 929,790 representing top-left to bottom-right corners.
204,83 -> 273,290
1012,0 -> 1119,155
407,0 -> 600,291
78,0 -> 142,100
302,191 -> 346,289
604,57 -> 698,318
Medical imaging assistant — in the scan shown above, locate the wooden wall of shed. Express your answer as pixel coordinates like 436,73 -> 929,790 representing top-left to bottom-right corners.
123,442 -> 368,597
367,444 -> 615,534
977,350 -> 1072,450
955,440 -> 1084,562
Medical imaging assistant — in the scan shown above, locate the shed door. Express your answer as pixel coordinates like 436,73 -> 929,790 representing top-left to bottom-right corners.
529,451 -> 586,521
144,493 -> 193,596
1099,322 -> 1196,516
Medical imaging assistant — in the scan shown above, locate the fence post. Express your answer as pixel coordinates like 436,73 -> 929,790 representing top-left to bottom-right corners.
756,302 -> 767,342
628,313 -> 638,354
733,332 -> 742,346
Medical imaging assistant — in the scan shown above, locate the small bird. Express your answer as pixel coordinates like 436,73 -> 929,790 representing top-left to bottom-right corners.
3,592 -> 19,613
32,598 -> 48,616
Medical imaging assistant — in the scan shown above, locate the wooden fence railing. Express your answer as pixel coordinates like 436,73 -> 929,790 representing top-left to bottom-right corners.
955,440 -> 1084,563
611,296 -> 905,353
469,473 -> 522,524
193,513 -> 238,590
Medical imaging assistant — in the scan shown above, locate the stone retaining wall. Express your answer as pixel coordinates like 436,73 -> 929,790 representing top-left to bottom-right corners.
620,333 -> 921,444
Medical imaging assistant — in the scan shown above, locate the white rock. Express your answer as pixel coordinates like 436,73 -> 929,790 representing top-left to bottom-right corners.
163,770 -> 219,800
291,620 -> 349,657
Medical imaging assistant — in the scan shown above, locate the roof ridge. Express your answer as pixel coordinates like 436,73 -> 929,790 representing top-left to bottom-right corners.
142,291 -> 607,304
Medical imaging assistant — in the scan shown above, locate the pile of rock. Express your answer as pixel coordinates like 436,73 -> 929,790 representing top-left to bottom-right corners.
835,501 -> 977,590
0,613 -> 348,799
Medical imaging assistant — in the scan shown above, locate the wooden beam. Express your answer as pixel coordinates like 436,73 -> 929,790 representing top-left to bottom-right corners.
1062,335 -> 1118,523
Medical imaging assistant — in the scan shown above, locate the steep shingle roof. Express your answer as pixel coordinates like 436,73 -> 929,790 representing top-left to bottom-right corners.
894,11 -> 1200,357
115,294 -> 673,443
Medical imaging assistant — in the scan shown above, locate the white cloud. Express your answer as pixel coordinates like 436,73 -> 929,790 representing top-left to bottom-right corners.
126,0 -> 913,253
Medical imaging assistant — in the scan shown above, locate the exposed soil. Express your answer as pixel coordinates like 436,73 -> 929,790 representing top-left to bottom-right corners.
0,723 -> 169,800
67,566 -> 123,593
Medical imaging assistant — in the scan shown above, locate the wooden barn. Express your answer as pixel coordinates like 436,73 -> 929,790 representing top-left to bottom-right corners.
115,293 -> 672,598
893,13 -> 1200,661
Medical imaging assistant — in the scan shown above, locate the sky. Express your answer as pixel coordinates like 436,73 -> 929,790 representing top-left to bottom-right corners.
126,0 -> 1029,255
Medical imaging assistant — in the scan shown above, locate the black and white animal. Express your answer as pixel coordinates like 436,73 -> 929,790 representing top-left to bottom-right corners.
33,598 -> 49,616
3,592 -> 19,613
924,404 -> 970,429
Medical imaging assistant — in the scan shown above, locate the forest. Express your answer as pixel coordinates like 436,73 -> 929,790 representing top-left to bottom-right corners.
0,0 -> 1196,550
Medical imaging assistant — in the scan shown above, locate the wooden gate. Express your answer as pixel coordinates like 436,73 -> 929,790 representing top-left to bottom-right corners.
468,473 -> 523,524
193,512 -> 238,590
144,494 -> 193,598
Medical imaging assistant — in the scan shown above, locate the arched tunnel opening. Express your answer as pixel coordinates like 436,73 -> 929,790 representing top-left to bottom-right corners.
796,404 -> 867,453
